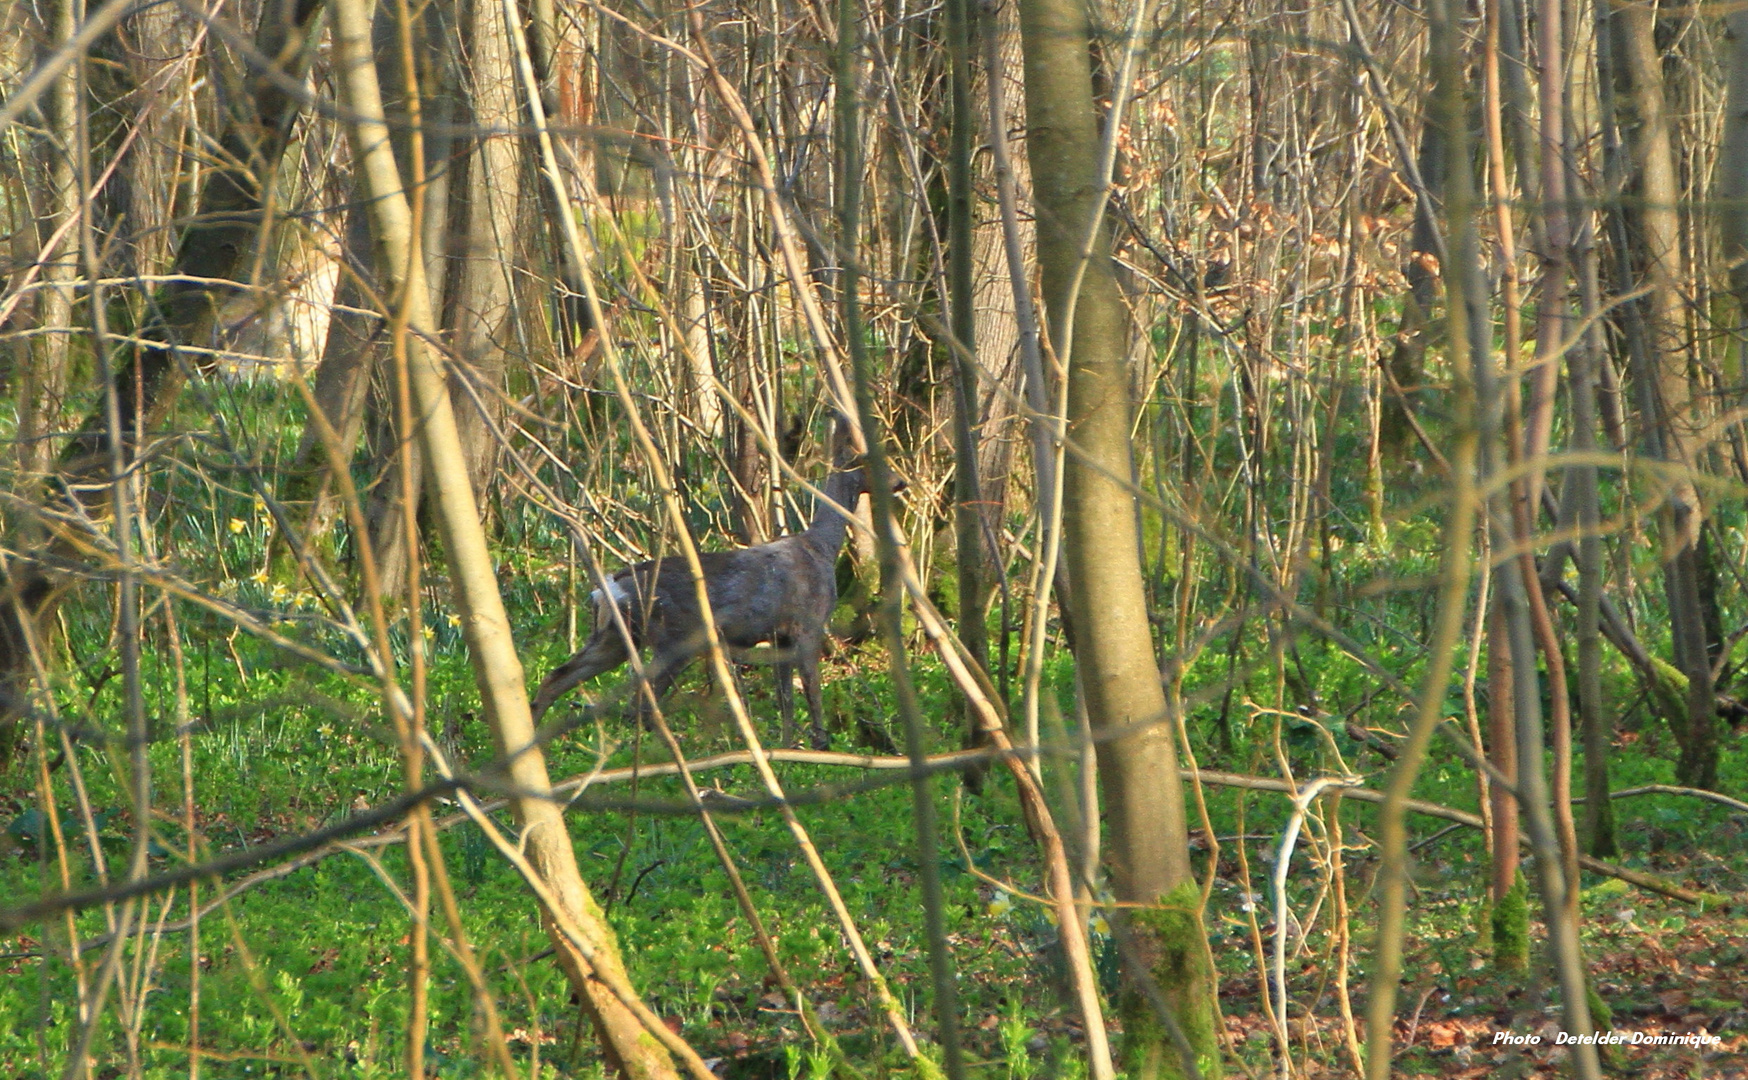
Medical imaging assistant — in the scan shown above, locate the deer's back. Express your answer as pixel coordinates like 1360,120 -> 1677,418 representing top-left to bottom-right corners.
613,536 -> 834,652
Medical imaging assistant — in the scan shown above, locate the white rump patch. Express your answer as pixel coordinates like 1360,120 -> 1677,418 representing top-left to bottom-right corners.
589,577 -> 633,610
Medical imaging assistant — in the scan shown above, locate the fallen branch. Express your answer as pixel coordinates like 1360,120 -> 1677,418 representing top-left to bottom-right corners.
21,753 -> 1732,952
1571,784 -> 1748,815
1182,770 -> 1726,907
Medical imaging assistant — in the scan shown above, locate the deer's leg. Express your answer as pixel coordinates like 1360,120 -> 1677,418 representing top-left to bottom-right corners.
531,629 -> 631,721
631,651 -> 691,731
798,645 -> 828,751
773,660 -> 796,746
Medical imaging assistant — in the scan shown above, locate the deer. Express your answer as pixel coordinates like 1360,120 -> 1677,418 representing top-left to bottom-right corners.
530,457 -> 889,750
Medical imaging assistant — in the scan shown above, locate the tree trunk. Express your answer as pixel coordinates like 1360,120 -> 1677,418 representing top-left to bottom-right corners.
944,0 -> 993,769
980,0 -> 1055,730
68,0 -> 327,470
1520,0 -> 1573,511
1380,36 -> 1447,454
11,0 -> 79,482
293,199 -> 380,542
1572,231 -> 1616,857
450,0 -> 525,500
528,0 -> 596,353
1016,0 -> 1217,1072
0,0 -> 329,731
1724,9 -> 1748,321
969,75 -> 1023,525
1451,0 -> 1597,1059
363,0 -> 459,602
1485,603 -> 1525,970
328,0 -> 684,1070
1608,0 -> 1718,789
677,245 -> 722,438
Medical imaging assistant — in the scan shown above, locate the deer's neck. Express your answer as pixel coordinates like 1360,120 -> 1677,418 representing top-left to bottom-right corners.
804,474 -> 860,555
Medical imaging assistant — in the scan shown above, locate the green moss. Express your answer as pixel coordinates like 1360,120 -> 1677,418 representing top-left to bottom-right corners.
1585,783 -> 1620,859
903,1054 -> 946,1080
1120,881 -> 1223,1080
1646,656 -> 1691,734
1491,872 -> 1529,973
1585,982 -> 1613,1031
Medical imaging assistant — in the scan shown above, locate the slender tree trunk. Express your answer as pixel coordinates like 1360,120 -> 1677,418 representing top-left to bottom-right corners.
1572,223 -> 1616,857
1016,0 -> 1217,1072
329,0 -> 683,1070
969,133 -> 1022,526
0,0 -> 329,728
1486,603 -> 1525,970
364,0 -> 460,602
1479,0 -> 1524,967
11,0 -> 79,482
981,0 -> 1052,558
968,202 -> 1019,699
1380,30 -> 1447,453
1520,0 -> 1572,511
678,245 -> 722,438
1592,3 -> 1686,738
294,198 -> 380,541
450,0 -> 525,498
944,0 -> 993,770
528,0 -> 595,352
838,2 -> 966,1065
1609,0 -> 1718,789
1447,0 -> 1597,1060
1495,0 -> 1543,256
1724,10 -> 1748,321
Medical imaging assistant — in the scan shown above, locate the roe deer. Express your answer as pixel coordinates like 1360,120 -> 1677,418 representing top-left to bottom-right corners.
530,464 -> 883,749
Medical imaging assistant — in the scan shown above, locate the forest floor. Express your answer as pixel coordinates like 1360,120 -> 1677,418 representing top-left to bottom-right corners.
646,801 -> 1748,1080
3,638 -> 1746,1078
1203,874 -> 1748,1079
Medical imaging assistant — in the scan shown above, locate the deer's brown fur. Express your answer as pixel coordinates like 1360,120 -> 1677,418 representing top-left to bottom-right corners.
530,466 -> 874,748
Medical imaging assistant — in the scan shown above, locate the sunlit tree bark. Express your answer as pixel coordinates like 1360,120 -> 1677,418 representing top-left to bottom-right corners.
363,0 -> 457,601
943,0 -> 994,771
293,199 -> 379,541
328,0 -> 685,1069
1722,9 -> 1748,324
0,0 -> 328,730
449,0 -> 525,499
9,0 -> 79,483
1017,0 -> 1217,1071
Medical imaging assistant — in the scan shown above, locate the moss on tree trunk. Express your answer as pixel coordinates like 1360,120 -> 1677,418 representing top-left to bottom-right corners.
1491,871 -> 1529,973
1121,882 -> 1222,1080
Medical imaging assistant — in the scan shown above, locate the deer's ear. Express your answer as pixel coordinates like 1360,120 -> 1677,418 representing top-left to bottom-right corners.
829,411 -> 853,465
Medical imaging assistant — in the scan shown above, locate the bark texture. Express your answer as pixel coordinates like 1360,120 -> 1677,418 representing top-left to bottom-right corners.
1608,0 -> 1718,788
1726,10 -> 1748,319
1016,0 -> 1216,1070
10,0 -> 80,481
0,0 -> 329,732
448,0 -> 524,499
329,0 -> 682,1069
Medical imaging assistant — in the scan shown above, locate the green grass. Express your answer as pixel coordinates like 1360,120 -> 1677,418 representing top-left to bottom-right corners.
4,377 -> 1747,1078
